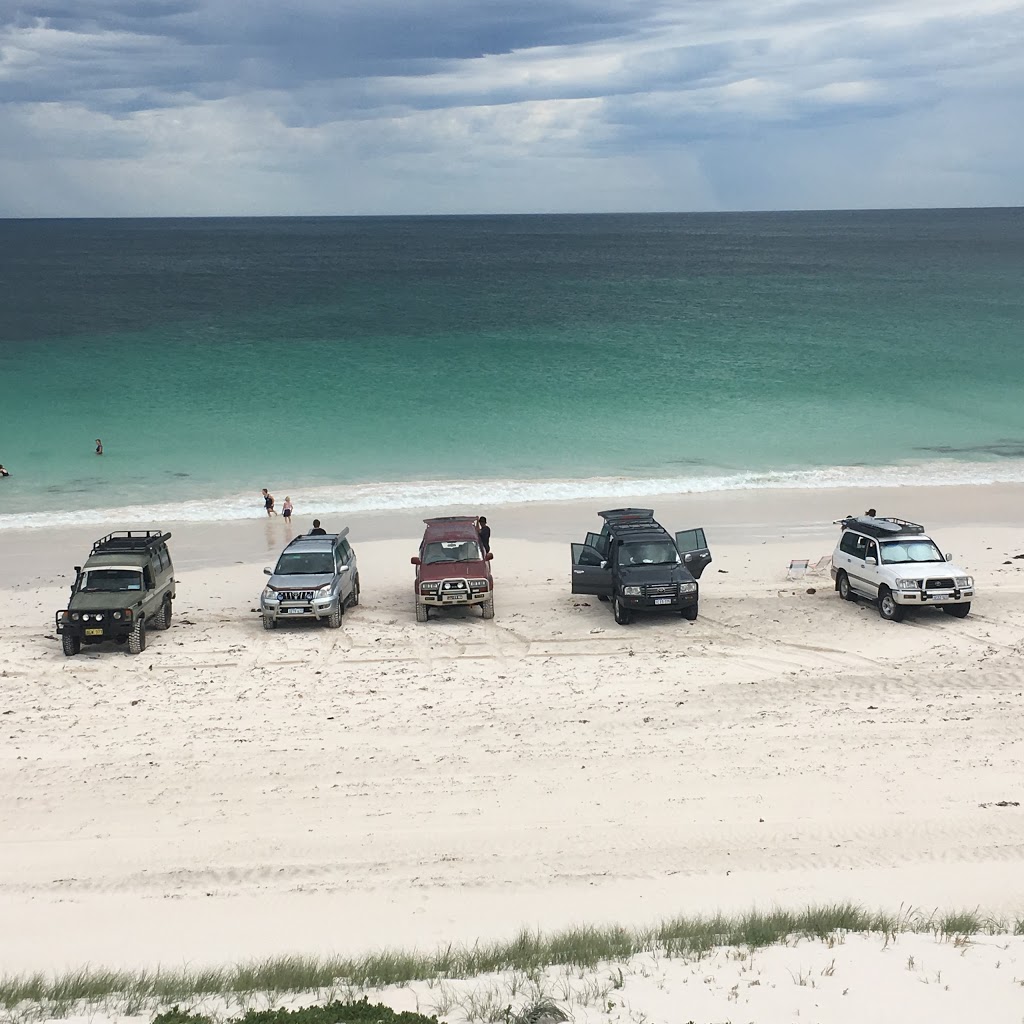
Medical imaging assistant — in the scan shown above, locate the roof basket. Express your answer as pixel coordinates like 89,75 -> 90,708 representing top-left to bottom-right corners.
837,516 -> 925,538
91,530 -> 171,554
598,508 -> 655,522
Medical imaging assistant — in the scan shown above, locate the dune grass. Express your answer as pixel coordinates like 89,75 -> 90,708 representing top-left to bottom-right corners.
1,903 -> 1021,1018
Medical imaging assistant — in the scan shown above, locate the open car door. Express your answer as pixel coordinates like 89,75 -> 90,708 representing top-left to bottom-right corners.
675,527 -> 712,579
571,543 -> 613,596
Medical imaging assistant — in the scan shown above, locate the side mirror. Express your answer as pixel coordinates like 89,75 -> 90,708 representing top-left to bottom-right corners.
486,552 -> 494,561
263,567 -> 273,575
74,566 -> 82,574
600,560 -> 609,570
865,556 -> 877,565
338,564 -> 350,573
411,556 -> 421,566
945,553 -> 953,562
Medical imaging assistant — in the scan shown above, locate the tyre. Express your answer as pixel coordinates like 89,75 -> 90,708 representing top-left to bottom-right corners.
612,596 -> 632,625
351,577 -> 360,607
61,634 -> 81,657
943,602 -> 971,618
877,587 -> 905,622
415,602 -> 429,623
481,594 -> 495,619
837,571 -> 855,601
327,604 -> 343,629
597,594 -> 609,602
128,617 -> 147,654
262,613 -> 276,630
152,597 -> 172,630
681,604 -> 698,621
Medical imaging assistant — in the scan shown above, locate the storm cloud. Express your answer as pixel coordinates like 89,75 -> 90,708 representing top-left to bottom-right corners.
1,0 -> 1022,214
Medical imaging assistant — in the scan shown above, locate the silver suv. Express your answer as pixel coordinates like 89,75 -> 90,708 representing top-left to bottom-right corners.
261,529 -> 359,629
831,516 -> 974,622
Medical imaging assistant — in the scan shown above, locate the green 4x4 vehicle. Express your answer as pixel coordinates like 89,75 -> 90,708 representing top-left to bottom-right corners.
56,531 -> 176,656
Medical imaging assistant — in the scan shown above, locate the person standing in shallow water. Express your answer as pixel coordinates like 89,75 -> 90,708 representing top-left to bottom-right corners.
95,439 -> 103,456
261,488 -> 278,516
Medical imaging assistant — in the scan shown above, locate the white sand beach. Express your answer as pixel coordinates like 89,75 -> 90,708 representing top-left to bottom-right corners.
2,483 -> 1024,1021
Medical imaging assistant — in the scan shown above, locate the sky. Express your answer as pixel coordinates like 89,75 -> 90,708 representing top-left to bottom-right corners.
1,0 -> 1023,216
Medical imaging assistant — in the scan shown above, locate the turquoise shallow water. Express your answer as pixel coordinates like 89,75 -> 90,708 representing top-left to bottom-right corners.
1,210 -> 1023,528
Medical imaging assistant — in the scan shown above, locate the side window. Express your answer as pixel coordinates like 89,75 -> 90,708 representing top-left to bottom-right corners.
143,565 -> 154,589
339,540 -> 353,562
573,545 -> 605,567
839,532 -> 860,556
864,540 -> 878,562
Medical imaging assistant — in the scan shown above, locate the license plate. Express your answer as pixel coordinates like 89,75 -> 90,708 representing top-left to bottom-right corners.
930,595 -> 948,601
443,593 -> 467,602
287,608 -> 305,614
654,597 -> 672,605
85,628 -> 103,636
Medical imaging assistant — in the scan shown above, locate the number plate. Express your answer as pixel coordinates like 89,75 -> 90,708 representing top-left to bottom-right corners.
85,628 -> 103,636
287,608 -> 305,614
930,595 -> 948,601
654,597 -> 672,605
442,593 -> 467,602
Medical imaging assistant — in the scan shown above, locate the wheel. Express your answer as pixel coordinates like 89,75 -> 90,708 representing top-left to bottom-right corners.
152,597 -> 172,630
612,596 -> 632,625
837,571 -> 856,601
481,594 -> 495,619
262,614 -> 277,630
350,577 -> 360,607
681,604 -> 698,621
877,587 -> 905,622
327,604 -> 343,629
415,602 -> 429,623
597,594 -> 609,602
61,634 -> 81,657
128,617 -> 147,654
943,602 -> 971,618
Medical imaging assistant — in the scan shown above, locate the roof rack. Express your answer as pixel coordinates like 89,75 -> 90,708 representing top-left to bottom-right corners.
424,516 -> 476,526
91,530 -> 171,555
291,527 -> 348,543
838,516 -> 925,538
599,508 -> 655,522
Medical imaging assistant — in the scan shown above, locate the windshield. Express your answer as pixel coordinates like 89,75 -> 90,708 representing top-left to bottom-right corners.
79,568 -> 144,592
618,541 -> 680,566
274,551 -> 335,575
423,540 -> 482,564
880,540 -> 945,564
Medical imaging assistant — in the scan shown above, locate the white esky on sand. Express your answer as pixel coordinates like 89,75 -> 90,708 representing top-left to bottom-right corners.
2,482 -> 1024,1022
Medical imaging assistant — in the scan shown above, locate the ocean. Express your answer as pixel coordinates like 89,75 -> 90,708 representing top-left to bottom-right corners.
1,209 -> 1023,530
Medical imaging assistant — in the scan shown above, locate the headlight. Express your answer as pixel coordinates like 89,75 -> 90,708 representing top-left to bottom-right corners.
82,614 -> 90,622
470,578 -> 489,589
113,611 -> 122,620
896,579 -> 919,591
956,576 -> 972,588
314,586 -> 334,600
71,612 -> 80,621
262,587 -> 275,600
623,586 -> 642,596
680,583 -> 697,594
94,613 -> 103,621
420,581 -> 439,592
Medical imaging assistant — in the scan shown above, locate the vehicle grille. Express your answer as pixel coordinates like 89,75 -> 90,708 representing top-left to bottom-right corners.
645,584 -> 678,598
440,580 -> 469,592
279,591 -> 315,601
926,578 -> 955,590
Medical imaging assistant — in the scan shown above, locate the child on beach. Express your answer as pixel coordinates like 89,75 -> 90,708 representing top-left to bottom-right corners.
261,488 -> 278,516
282,496 -> 293,521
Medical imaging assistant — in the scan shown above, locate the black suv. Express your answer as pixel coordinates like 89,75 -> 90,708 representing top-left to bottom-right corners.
570,508 -> 712,624
56,531 -> 175,656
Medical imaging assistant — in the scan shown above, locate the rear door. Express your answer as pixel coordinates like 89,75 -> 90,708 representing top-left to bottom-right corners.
571,543 -> 613,596
675,527 -> 712,579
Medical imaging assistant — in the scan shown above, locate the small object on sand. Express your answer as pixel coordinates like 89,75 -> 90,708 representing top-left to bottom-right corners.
979,800 -> 1020,808
1014,553 -> 1024,560
718,568 -> 729,573
806,587 -> 817,594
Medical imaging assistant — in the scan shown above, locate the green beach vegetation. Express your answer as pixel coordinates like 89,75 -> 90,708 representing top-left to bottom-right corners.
1,904 -> 1021,1022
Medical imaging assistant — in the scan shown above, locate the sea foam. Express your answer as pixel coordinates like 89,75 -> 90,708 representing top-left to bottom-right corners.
3,459 -> 1024,531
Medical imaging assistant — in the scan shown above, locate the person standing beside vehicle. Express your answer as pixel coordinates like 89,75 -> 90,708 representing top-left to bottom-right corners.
476,515 -> 491,554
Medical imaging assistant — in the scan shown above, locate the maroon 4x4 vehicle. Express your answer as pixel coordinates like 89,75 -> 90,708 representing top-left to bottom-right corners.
412,516 -> 494,621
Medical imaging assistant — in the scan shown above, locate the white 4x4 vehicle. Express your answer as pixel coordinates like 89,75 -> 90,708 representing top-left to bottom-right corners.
831,516 -> 975,622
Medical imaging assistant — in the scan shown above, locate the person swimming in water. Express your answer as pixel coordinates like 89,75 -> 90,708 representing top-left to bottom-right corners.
95,439 -> 104,455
